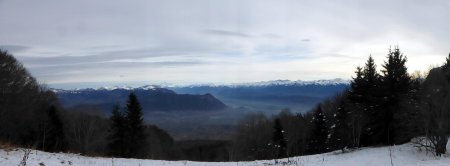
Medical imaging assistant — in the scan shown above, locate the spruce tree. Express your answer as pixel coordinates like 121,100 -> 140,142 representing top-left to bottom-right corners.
307,105 -> 327,154
363,55 -> 380,87
42,106 -> 66,152
360,55 -> 382,108
347,66 -> 366,146
107,104 -> 126,157
360,55 -> 384,146
124,92 -> 147,158
382,47 -> 411,100
271,118 -> 287,158
328,101 -> 350,152
381,46 -> 411,144
349,66 -> 364,103
347,58 -> 382,146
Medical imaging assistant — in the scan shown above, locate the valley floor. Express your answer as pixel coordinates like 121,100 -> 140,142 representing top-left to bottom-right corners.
1,142 -> 450,166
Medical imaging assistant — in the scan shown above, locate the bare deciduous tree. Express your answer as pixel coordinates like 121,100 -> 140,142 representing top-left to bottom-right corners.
419,68 -> 450,156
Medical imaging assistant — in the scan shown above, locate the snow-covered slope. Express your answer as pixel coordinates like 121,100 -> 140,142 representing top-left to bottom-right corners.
1,142 -> 449,166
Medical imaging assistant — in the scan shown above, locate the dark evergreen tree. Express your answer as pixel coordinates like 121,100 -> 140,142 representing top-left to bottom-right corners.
107,104 -> 127,157
360,56 -> 384,146
328,101 -> 350,152
381,46 -> 411,101
347,67 -> 366,147
124,92 -> 147,158
381,46 -> 411,144
307,105 -> 327,154
42,106 -> 66,152
347,56 -> 383,146
442,53 -> 450,80
348,66 -> 364,103
397,74 -> 422,142
271,118 -> 287,158
363,55 -> 380,87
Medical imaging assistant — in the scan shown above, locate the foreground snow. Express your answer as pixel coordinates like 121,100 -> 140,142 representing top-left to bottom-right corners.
1,142 -> 449,166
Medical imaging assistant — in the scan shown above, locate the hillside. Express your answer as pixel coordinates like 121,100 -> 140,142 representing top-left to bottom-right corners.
1,142 -> 449,166
54,86 -> 227,113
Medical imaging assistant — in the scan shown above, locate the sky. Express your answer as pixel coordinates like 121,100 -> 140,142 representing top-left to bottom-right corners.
1,0 -> 449,89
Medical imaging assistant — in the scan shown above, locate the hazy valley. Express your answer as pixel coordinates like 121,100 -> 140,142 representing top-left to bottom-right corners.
54,79 -> 348,140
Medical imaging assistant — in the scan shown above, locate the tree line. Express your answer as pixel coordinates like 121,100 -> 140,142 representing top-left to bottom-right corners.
229,47 -> 450,160
0,49 -> 196,160
0,49 -> 249,161
0,49 -> 237,161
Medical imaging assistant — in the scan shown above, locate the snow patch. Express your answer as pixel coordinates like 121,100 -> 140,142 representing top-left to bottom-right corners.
1,142 -> 450,166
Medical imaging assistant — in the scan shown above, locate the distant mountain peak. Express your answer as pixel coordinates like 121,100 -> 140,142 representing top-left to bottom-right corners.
235,78 -> 349,87
50,78 -> 350,91
139,85 -> 160,90
171,78 -> 350,88
52,84 -> 166,93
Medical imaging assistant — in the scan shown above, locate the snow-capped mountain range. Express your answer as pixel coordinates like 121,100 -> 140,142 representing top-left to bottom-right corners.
223,78 -> 349,87
51,78 -> 349,114
52,78 -> 349,92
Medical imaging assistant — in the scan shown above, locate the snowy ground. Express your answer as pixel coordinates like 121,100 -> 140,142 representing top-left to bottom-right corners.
1,142 -> 450,166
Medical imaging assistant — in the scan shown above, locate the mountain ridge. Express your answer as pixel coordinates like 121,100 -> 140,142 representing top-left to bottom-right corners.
55,87 -> 228,113
51,78 -> 350,92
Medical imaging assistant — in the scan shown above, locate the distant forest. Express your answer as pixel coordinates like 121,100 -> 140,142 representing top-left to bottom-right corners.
1,47 -> 450,161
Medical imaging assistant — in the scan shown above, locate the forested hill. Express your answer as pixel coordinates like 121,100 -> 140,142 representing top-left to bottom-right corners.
54,87 -> 227,113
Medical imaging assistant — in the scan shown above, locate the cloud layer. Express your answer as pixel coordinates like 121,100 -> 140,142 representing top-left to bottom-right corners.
0,0 -> 449,88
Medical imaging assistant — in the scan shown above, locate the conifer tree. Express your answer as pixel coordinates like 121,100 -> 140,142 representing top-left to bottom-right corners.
271,118 -> 287,158
124,92 -> 147,158
328,101 -> 350,152
107,104 -> 126,157
347,61 -> 378,146
42,106 -> 66,152
363,55 -> 380,87
349,66 -> 364,103
360,56 -> 384,145
347,66 -> 366,146
307,105 -> 327,154
381,46 -> 411,144
382,46 -> 411,100
360,55 -> 383,109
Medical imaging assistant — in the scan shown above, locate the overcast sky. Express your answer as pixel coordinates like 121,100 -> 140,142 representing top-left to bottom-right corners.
1,0 -> 449,88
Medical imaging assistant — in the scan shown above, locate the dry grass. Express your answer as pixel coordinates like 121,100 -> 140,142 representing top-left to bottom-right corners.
0,139 -> 18,151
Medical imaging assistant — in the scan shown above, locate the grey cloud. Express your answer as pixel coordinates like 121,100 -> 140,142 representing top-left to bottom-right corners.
30,60 -> 206,79
203,29 -> 253,38
84,45 -> 123,50
301,39 -> 311,42
261,33 -> 282,39
0,0 -> 448,86
19,48 -> 188,67
31,60 -> 206,70
0,45 -> 31,53
203,29 -> 285,40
